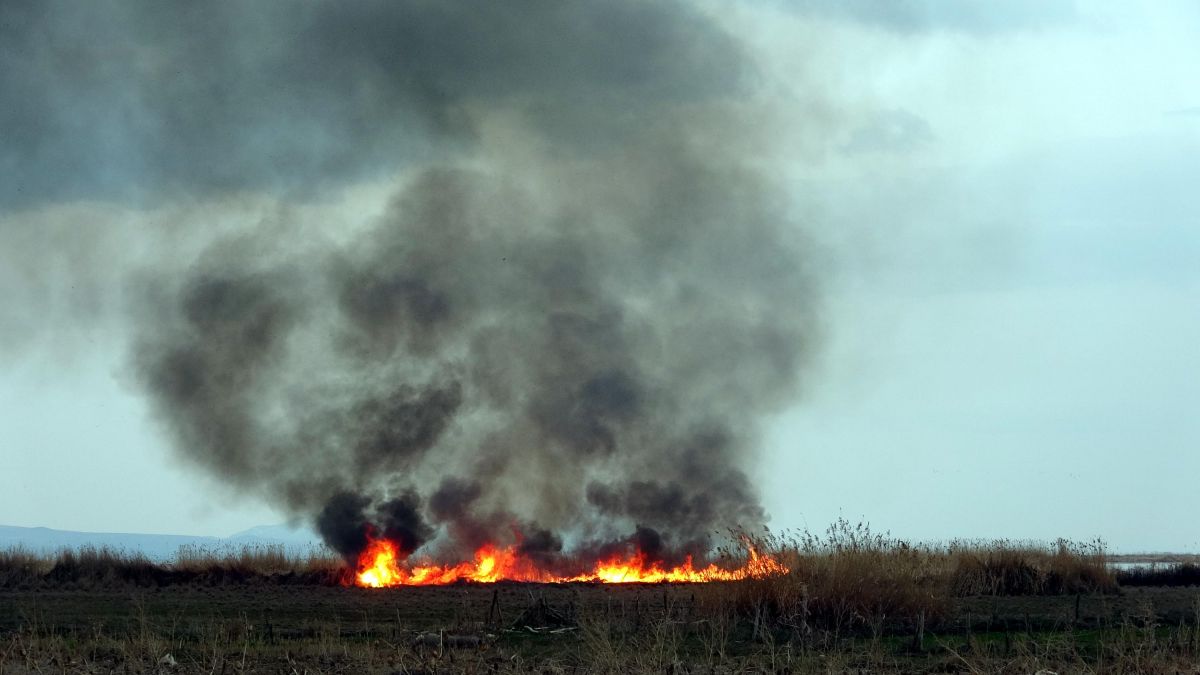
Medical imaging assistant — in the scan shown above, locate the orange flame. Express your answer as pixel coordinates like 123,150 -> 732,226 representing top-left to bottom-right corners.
353,535 -> 787,587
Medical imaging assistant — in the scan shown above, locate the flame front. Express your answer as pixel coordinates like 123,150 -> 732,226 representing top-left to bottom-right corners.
354,535 -> 787,587
356,537 -> 403,588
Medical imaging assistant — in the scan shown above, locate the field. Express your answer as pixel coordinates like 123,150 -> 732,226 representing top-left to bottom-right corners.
3,524 -> 1199,674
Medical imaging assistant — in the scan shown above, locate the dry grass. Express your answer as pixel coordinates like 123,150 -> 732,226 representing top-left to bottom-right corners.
1117,562 -> 1200,588
706,519 -> 1116,644
0,547 -> 47,588
712,523 -> 947,643
173,542 -> 342,576
0,544 -> 345,589
0,524 -> 1193,674
948,536 -> 1116,596
4,590 -> 1197,674
0,522 -> 1120,601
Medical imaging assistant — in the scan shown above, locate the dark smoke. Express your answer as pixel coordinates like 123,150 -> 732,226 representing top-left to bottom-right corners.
315,492 -> 370,561
516,529 -> 565,568
375,492 -> 435,559
10,1 -> 820,565
316,490 -> 433,561
0,0 -> 746,209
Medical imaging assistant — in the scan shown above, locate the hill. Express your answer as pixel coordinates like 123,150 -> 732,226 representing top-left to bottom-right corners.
0,524 -> 324,560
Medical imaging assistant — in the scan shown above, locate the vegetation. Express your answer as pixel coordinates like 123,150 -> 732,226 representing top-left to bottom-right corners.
1115,563 -> 1200,588
2,521 -> 1196,673
0,543 -> 345,590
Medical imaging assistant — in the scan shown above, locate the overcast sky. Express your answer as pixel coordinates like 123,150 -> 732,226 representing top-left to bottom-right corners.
1,1 -> 1197,552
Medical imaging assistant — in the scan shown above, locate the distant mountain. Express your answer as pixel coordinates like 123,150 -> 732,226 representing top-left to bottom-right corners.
0,524 -> 326,560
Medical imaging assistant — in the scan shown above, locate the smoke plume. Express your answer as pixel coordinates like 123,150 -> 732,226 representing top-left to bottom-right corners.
4,1 -> 820,564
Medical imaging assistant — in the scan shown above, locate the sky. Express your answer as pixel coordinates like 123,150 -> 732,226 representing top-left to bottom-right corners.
1,1 -> 1197,552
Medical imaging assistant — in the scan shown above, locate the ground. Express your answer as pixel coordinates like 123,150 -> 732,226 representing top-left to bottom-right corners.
3,582 -> 1199,673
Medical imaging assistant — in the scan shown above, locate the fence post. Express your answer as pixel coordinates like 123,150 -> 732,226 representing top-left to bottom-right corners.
911,609 -> 925,652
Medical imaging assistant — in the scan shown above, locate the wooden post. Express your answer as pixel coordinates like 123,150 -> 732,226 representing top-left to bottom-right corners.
911,610 -> 925,652
485,588 -> 501,628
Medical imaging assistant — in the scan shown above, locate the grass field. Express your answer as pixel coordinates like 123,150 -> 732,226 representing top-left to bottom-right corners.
3,522 -> 1198,674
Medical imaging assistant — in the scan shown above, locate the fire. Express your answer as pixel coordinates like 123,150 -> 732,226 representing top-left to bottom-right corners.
354,535 -> 788,587
582,544 -> 788,584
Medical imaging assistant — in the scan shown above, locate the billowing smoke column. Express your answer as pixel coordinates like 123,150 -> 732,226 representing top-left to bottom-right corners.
14,0 -> 823,567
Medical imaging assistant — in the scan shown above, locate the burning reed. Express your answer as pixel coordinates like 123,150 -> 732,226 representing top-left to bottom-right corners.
0,522 -> 1116,606
5,526 -> 1173,675
10,524 -> 1187,675
351,532 -> 788,587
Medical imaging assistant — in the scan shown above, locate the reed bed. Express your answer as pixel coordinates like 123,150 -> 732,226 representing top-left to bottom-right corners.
4,523 -> 1197,674
0,543 -> 344,589
1117,562 -> 1200,587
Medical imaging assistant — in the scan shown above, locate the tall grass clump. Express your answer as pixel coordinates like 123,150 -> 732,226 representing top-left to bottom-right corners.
174,543 -> 341,577
43,546 -> 162,587
713,520 -> 951,640
0,544 -> 344,589
710,520 -> 1117,642
948,537 -> 1116,595
0,546 -> 49,588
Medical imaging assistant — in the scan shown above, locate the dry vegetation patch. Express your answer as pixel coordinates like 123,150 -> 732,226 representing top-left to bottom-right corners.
6,525 -> 1196,673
